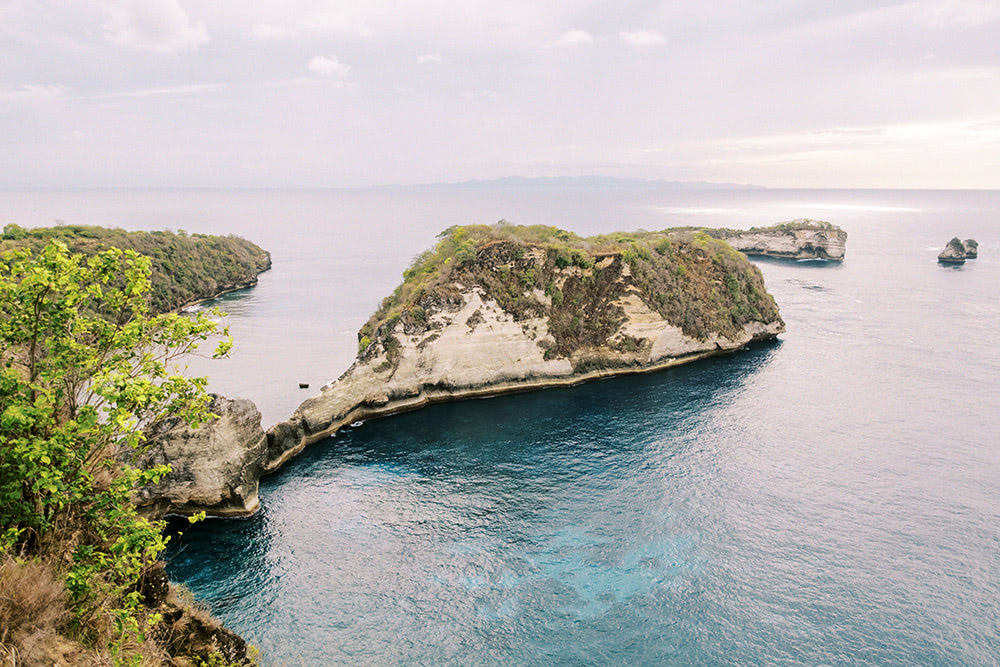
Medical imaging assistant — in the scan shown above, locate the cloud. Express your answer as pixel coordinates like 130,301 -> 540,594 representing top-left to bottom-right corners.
103,0 -> 208,53
712,117 -> 1000,166
300,10 -> 371,37
308,55 -> 351,78
550,29 -> 594,47
911,0 -> 1000,28
417,52 -> 443,65
619,29 -> 665,46
0,84 -> 66,101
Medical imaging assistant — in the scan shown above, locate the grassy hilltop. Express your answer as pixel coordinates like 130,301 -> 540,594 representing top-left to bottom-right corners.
359,222 -> 782,365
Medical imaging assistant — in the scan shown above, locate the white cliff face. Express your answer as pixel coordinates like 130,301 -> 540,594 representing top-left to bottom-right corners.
267,264 -> 784,473
724,222 -> 847,261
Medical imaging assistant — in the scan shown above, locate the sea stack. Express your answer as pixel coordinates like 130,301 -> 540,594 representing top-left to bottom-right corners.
264,223 -> 786,479
963,239 -> 978,259
938,238 -> 967,264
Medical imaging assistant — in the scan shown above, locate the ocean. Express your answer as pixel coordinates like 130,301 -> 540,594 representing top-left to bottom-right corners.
2,187 -> 998,664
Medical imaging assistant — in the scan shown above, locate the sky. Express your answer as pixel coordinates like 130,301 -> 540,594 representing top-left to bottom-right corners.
1,0 -> 999,189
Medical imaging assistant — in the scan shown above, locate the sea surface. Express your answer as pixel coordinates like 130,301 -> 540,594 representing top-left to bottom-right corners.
2,188 -> 998,664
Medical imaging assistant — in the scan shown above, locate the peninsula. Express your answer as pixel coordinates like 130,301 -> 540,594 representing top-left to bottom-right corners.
142,219 -> 855,517
1,224 -> 271,313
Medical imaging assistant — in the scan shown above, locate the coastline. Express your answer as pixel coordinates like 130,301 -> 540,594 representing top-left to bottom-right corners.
174,273 -> 268,313
258,325 -> 782,501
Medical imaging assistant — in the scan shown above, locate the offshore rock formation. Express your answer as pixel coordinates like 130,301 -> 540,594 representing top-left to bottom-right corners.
134,395 -> 267,517
963,239 -> 978,259
706,219 -> 847,261
938,237 -> 969,263
263,223 -> 785,479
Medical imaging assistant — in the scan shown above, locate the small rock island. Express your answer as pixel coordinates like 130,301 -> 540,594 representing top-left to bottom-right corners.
938,237 -> 978,264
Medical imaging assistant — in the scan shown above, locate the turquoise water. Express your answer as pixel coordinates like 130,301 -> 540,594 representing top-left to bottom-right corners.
4,188 -> 999,663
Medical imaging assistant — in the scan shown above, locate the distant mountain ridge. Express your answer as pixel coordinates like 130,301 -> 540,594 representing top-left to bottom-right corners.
388,175 -> 763,190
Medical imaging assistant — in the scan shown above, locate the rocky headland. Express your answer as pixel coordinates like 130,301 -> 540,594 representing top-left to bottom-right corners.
1,224 -> 272,314
705,219 -> 847,261
140,222 -> 803,517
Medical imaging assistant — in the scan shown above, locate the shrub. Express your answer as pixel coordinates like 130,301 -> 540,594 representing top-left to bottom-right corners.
0,241 -> 231,662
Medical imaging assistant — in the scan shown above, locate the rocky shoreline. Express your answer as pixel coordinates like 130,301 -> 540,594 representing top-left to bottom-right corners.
262,321 -> 782,481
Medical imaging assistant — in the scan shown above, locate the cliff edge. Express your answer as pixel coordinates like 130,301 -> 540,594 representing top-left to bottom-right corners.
263,223 -> 785,478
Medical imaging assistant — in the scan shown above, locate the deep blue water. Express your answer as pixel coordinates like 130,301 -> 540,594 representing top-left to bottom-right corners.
3,188 -> 999,664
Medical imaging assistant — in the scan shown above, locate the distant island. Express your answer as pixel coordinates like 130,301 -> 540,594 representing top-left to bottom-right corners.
384,175 -> 763,190
704,219 -> 847,261
1,224 -> 271,313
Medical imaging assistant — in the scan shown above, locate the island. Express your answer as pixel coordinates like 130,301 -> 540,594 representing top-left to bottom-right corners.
1,224 -> 271,313
703,219 -> 847,261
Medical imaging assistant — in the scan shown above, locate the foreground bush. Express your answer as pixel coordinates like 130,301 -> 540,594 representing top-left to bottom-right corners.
0,241 -> 251,665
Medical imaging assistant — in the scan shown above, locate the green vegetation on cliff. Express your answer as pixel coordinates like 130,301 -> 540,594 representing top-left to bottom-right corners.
1,224 -> 271,314
359,222 -> 782,363
668,218 -> 837,239
0,241 -> 254,665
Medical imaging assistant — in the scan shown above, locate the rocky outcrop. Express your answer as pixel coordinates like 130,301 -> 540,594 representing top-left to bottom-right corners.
963,239 -> 978,259
938,238 -> 967,263
134,395 -> 267,517
709,219 -> 847,261
263,224 -> 786,476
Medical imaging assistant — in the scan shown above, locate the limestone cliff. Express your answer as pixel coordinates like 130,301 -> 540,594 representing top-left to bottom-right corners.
708,219 -> 847,261
134,395 -> 267,517
264,224 -> 785,475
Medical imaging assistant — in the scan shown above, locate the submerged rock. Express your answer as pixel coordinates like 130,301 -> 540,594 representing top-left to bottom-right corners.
963,238 -> 978,259
938,238 -> 967,264
264,223 -> 786,475
134,395 -> 267,517
709,219 -> 847,261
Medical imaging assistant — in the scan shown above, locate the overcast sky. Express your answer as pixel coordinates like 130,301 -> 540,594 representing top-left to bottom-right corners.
1,0 -> 999,188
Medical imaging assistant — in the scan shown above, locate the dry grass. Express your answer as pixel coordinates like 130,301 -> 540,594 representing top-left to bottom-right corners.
0,556 -> 68,664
